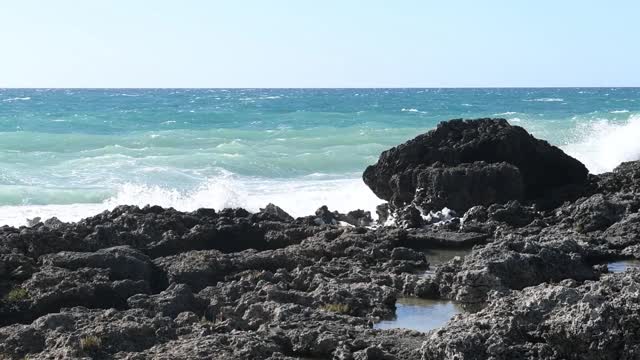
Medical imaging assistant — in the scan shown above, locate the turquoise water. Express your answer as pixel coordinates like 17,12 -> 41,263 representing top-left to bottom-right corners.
1,88 -> 639,226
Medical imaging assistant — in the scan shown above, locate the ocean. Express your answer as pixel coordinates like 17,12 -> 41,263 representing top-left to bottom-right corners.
1,88 -> 639,227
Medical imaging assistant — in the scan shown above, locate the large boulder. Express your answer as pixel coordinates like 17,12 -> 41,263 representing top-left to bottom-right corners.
363,118 -> 589,212
412,161 -> 524,212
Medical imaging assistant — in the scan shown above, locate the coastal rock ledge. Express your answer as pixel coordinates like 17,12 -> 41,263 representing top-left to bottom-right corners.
0,118 -> 639,359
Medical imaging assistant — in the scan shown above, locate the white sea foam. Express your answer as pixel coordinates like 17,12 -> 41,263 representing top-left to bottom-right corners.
401,108 -> 419,112
611,110 -> 630,114
0,176 -> 383,227
562,115 -> 640,174
2,97 -> 31,102
524,98 -> 564,102
494,112 -> 518,116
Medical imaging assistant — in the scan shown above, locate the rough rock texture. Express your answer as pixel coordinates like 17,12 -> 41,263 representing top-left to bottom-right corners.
0,119 -> 639,359
363,118 -> 589,212
0,204 -> 438,359
412,161 -> 525,213
422,273 -> 640,360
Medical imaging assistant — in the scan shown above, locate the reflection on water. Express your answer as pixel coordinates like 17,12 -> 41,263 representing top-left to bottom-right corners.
421,248 -> 470,266
608,259 -> 640,273
374,297 -> 463,332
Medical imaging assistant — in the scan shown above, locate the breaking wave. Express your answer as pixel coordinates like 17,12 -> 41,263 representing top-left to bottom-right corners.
562,114 -> 640,174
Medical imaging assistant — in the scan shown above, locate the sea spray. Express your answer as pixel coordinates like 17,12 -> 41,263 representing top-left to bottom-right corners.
2,88 -> 640,226
562,115 -> 640,174
0,176 -> 382,227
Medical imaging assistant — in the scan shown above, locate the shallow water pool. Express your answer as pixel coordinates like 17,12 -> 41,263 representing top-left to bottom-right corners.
374,297 -> 462,332
421,248 -> 470,266
608,259 -> 640,273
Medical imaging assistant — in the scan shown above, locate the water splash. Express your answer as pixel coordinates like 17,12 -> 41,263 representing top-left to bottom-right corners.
562,114 -> 640,174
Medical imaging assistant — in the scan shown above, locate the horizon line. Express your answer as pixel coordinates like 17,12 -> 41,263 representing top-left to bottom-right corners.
2,86 -> 640,90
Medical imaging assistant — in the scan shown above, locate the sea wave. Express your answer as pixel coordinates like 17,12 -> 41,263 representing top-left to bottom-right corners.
2,97 -> 31,102
524,98 -> 564,102
0,174 -> 383,227
562,114 -> 640,174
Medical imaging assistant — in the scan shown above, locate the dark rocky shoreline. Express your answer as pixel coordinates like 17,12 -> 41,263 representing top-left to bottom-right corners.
1,118 -> 640,359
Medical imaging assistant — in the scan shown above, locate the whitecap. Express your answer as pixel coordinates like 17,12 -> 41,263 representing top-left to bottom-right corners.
402,108 -> 419,112
611,110 -> 630,114
523,98 -> 564,102
0,174 -> 384,227
2,97 -> 31,102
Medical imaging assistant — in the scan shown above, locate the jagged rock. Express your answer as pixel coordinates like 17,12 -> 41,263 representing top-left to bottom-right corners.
0,146 -> 638,358
0,266 -> 150,326
402,229 -> 488,249
394,205 -> 424,229
435,237 -> 598,304
42,217 -> 65,230
315,205 -> 338,225
259,203 -> 295,222
488,200 -> 537,227
376,203 -> 391,225
598,160 -> 640,194
127,283 -> 205,318
311,206 -> 374,227
40,245 -> 154,282
339,209 -> 374,227
422,273 -> 640,360
363,118 -> 589,212
412,161 -> 525,213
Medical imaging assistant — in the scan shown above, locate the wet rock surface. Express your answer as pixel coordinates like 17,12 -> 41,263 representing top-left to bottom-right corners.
1,118 -> 639,359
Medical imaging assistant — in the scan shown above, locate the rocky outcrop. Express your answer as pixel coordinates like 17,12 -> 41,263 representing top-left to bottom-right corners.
412,161 -> 525,213
422,272 -> 640,360
363,118 -> 589,213
0,204 -> 436,359
0,119 -> 639,359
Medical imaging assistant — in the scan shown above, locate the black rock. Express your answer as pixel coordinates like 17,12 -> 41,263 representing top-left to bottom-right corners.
363,118 -> 589,212
412,161 -> 524,213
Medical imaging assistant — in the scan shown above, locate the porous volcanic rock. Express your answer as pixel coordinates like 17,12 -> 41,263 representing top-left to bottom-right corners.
363,118 -> 589,212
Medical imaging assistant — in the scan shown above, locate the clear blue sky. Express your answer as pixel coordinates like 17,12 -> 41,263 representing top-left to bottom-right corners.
1,0 -> 638,88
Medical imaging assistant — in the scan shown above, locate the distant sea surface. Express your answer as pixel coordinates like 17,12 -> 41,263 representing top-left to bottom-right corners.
1,88 -> 639,226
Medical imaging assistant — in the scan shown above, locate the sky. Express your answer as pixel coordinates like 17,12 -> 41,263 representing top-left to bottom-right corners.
0,0 -> 638,88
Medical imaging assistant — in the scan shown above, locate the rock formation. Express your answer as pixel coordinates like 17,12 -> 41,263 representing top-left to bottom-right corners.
363,118 -> 589,213
0,118 -> 639,359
